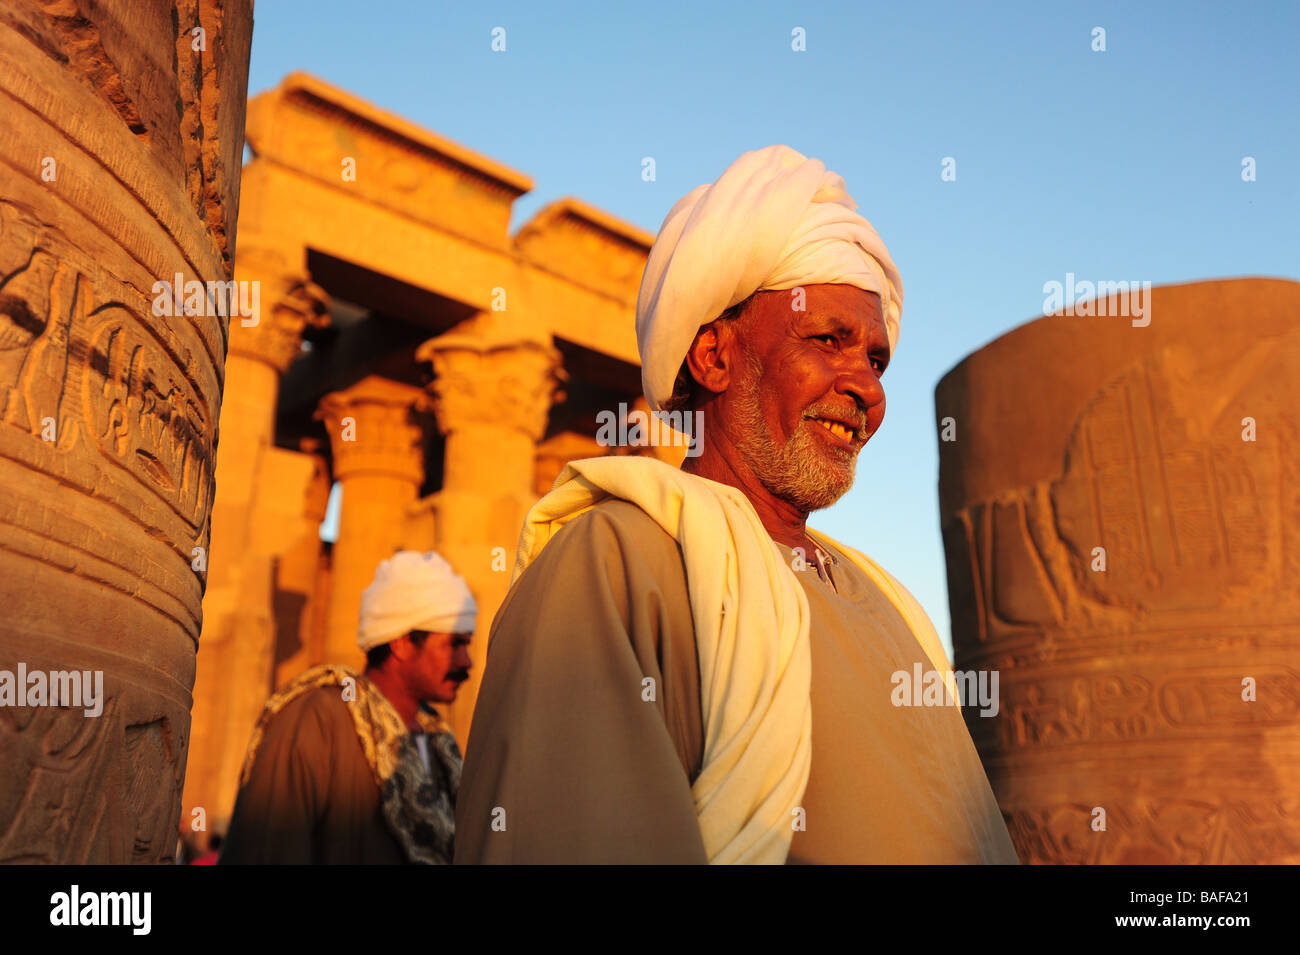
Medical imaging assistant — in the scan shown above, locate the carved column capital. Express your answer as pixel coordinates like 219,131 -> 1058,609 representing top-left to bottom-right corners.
315,376 -> 430,484
228,245 -> 330,373
416,326 -> 565,443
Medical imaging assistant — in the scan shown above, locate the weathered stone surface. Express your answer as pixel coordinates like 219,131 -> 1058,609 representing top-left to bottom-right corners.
937,278 -> 1300,864
0,0 -> 252,862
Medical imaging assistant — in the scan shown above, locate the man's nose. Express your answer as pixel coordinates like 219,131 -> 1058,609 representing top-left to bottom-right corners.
840,353 -> 885,413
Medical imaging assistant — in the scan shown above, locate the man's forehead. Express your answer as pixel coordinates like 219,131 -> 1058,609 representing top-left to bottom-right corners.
751,285 -> 885,333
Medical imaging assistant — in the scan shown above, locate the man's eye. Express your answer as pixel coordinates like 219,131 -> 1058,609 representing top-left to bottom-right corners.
812,334 -> 836,344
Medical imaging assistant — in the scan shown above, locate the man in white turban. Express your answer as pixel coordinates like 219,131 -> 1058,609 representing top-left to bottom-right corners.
456,146 -> 1018,864
222,551 -> 476,865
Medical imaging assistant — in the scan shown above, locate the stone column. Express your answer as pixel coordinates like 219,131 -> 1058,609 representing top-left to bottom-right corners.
417,316 -> 565,739
307,548 -> 333,667
316,377 -> 431,667
937,278 -> 1300,864
0,0 -> 252,862
183,245 -> 328,832
272,442 -> 332,689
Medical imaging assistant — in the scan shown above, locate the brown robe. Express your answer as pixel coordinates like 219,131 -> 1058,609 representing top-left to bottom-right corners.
219,686 -> 406,864
454,498 -> 1019,864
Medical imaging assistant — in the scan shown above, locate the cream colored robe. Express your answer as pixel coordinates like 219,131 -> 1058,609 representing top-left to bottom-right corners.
454,498 -> 1019,864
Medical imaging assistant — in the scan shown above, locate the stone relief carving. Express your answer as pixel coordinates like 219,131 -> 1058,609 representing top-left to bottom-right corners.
945,322 -> 1300,863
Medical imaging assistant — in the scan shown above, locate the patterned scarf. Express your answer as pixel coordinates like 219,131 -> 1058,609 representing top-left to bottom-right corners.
239,664 -> 460,864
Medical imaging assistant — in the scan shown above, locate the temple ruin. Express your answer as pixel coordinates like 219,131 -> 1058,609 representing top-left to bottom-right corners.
938,278 -> 1300,863
181,72 -> 678,832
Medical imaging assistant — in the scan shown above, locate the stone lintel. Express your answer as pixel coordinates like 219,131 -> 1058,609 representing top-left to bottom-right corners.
245,72 -> 532,251
514,196 -> 653,305
235,160 -> 643,366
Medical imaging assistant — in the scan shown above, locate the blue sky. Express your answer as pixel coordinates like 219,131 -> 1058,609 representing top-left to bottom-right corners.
249,1 -> 1299,653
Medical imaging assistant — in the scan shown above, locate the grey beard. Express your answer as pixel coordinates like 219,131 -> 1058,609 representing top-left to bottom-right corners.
730,348 -> 858,513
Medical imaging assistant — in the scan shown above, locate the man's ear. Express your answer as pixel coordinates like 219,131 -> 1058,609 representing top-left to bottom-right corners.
387,634 -> 416,661
684,321 -> 736,396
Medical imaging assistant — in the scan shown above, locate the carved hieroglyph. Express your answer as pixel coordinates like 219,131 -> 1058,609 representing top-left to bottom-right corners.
937,279 -> 1300,864
0,0 -> 252,862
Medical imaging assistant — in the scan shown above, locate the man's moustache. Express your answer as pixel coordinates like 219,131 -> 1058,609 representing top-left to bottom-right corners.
804,407 -> 868,434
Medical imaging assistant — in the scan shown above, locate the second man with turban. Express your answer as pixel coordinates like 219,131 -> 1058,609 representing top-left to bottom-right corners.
221,550 -> 476,865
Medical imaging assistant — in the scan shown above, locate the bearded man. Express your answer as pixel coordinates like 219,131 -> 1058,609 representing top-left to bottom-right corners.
455,145 -> 1018,864
220,551 -> 475,865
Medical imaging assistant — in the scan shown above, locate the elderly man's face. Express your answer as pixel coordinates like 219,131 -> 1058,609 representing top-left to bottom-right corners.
727,284 -> 888,512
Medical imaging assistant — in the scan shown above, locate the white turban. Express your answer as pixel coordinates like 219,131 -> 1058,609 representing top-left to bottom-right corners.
635,145 -> 903,411
357,550 -> 477,652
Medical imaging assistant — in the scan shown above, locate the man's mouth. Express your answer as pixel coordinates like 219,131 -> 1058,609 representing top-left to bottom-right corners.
808,416 -> 858,447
